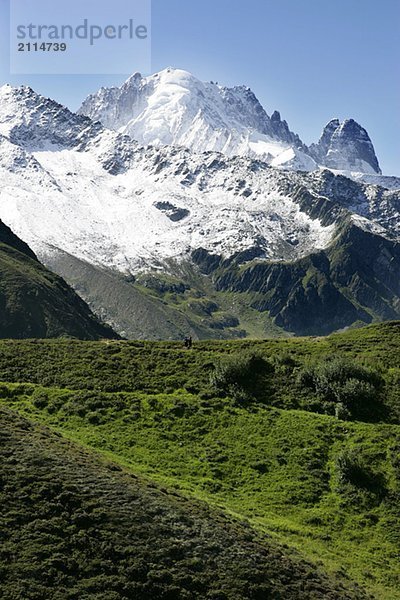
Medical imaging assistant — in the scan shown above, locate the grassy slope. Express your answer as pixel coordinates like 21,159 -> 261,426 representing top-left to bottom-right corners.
0,232 -> 117,340
0,406 -> 369,600
0,322 -> 399,598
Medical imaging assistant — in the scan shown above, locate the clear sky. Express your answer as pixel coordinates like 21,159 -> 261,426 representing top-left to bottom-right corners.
0,0 -> 399,174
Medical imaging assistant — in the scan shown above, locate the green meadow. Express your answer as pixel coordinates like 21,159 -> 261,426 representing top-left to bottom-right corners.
1,321 -> 399,598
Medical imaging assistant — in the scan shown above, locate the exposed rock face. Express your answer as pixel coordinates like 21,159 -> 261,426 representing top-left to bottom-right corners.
210,223 -> 400,335
310,118 -> 381,174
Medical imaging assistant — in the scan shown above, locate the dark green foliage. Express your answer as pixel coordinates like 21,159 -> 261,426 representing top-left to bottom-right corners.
335,449 -> 387,500
297,357 -> 383,420
31,388 -> 50,409
210,351 -> 272,403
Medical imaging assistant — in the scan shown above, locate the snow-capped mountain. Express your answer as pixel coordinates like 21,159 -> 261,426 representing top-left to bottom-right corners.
0,84 -> 333,272
0,80 -> 399,338
78,67 -> 383,179
1,82 -> 398,272
78,68 -> 316,171
309,118 -> 381,174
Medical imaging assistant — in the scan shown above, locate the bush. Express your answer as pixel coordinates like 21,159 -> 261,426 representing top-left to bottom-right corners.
0,383 -> 35,400
334,378 -> 376,414
297,357 -> 383,420
210,351 -> 272,404
334,402 -> 351,421
0,384 -> 15,399
32,389 -> 50,409
335,449 -> 387,499
271,351 -> 298,374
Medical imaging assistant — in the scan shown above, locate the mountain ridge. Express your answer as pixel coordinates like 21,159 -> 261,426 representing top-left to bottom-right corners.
78,67 -> 384,177
0,77 -> 399,338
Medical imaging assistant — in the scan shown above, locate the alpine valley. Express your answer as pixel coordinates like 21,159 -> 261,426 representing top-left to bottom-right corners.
2,64 -> 400,600
0,67 -> 399,339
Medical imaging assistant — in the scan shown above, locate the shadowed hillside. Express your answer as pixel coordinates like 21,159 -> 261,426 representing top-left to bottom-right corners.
0,220 -> 118,340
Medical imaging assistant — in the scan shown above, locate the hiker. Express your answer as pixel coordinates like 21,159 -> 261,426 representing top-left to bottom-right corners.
183,336 -> 193,349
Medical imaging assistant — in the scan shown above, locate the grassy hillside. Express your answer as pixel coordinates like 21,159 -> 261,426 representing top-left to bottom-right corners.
0,220 -> 118,340
0,322 -> 399,598
0,406 -> 369,599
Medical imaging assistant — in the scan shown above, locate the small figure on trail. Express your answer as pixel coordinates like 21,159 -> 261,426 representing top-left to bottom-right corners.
183,336 -> 193,349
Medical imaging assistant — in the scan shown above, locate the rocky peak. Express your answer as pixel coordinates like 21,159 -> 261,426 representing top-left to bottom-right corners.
317,118 -> 340,151
310,118 -> 381,175
0,84 -> 101,151
271,110 -> 281,122
78,67 -> 307,162
124,72 -> 143,87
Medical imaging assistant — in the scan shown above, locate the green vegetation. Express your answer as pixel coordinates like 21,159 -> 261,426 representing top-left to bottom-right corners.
210,350 -> 273,404
0,322 -> 399,598
2,407 -> 370,599
0,220 -> 117,340
297,357 -> 384,421
46,250 -> 285,340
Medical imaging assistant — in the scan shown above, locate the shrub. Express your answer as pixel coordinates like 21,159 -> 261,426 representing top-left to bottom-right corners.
210,351 -> 272,404
271,351 -> 298,374
0,384 -> 15,399
335,449 -> 387,499
335,402 -> 351,421
297,357 -> 383,421
333,378 -> 376,414
32,389 -> 50,409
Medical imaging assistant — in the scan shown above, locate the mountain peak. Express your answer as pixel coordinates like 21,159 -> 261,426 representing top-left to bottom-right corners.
326,117 -> 340,127
311,117 -> 381,175
79,69 -> 383,175
0,69 -> 386,178
124,71 -> 143,86
271,110 -> 281,122
0,84 -> 102,152
78,67 -> 308,167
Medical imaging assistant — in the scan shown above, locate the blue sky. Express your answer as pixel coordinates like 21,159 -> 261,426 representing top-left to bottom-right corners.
0,0 -> 399,174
